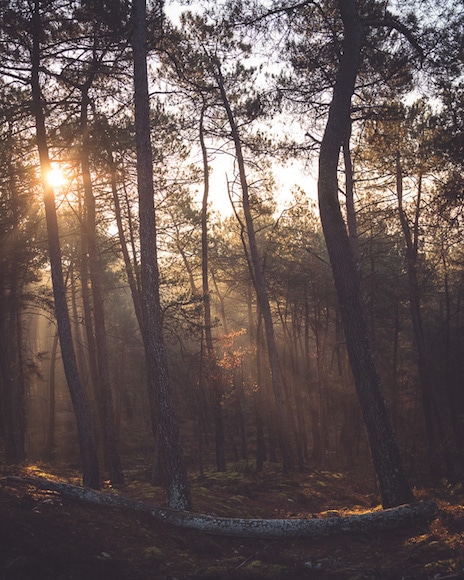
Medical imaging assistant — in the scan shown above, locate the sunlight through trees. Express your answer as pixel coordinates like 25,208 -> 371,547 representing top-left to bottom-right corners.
0,0 -> 463,511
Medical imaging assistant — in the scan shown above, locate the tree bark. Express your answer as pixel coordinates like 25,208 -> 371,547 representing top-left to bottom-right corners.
31,0 -> 100,490
317,0 -> 413,508
132,0 -> 191,510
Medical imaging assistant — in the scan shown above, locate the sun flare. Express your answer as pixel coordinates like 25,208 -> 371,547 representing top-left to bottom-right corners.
45,166 -> 66,188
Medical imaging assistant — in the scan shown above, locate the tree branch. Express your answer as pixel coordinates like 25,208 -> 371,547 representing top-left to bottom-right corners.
234,0 -> 314,27
364,17 -> 424,60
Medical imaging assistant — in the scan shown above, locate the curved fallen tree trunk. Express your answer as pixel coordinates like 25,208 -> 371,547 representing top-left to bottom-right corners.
5,476 -> 437,539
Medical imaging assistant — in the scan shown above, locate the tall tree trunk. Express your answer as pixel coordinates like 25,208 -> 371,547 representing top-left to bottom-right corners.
215,65 -> 295,473
253,310 -> 266,472
342,133 -> 360,264
390,299 -> 400,427
212,271 -> 229,335
312,298 -> 328,464
396,158 -> 452,478
69,263 -> 90,391
0,326 -> 26,463
441,250 -> 464,462
31,0 -> 100,489
45,330 -> 59,462
80,85 -> 124,485
1,124 -> 27,463
79,224 -> 100,397
199,104 -> 226,472
317,0 -> 413,508
132,0 -> 191,510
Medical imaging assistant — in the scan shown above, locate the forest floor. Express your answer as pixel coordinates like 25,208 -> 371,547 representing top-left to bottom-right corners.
0,461 -> 463,579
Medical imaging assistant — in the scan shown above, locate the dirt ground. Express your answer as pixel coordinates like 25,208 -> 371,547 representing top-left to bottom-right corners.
0,462 -> 463,579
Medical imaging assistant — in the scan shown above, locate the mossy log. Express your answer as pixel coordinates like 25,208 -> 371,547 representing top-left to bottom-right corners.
6,476 -> 437,539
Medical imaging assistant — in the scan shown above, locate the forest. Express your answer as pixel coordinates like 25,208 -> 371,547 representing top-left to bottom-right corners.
1,0 -> 464,578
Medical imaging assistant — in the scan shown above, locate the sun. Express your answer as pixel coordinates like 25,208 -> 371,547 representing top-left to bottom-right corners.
45,166 -> 66,188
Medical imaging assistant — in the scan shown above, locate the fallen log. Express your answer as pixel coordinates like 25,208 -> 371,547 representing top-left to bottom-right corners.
4,476 -> 437,539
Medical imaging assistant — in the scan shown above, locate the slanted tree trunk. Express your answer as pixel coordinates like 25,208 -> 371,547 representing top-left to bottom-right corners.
106,146 -> 143,330
317,0 -> 413,508
132,0 -> 191,510
215,64 -> 295,473
31,0 -> 100,490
